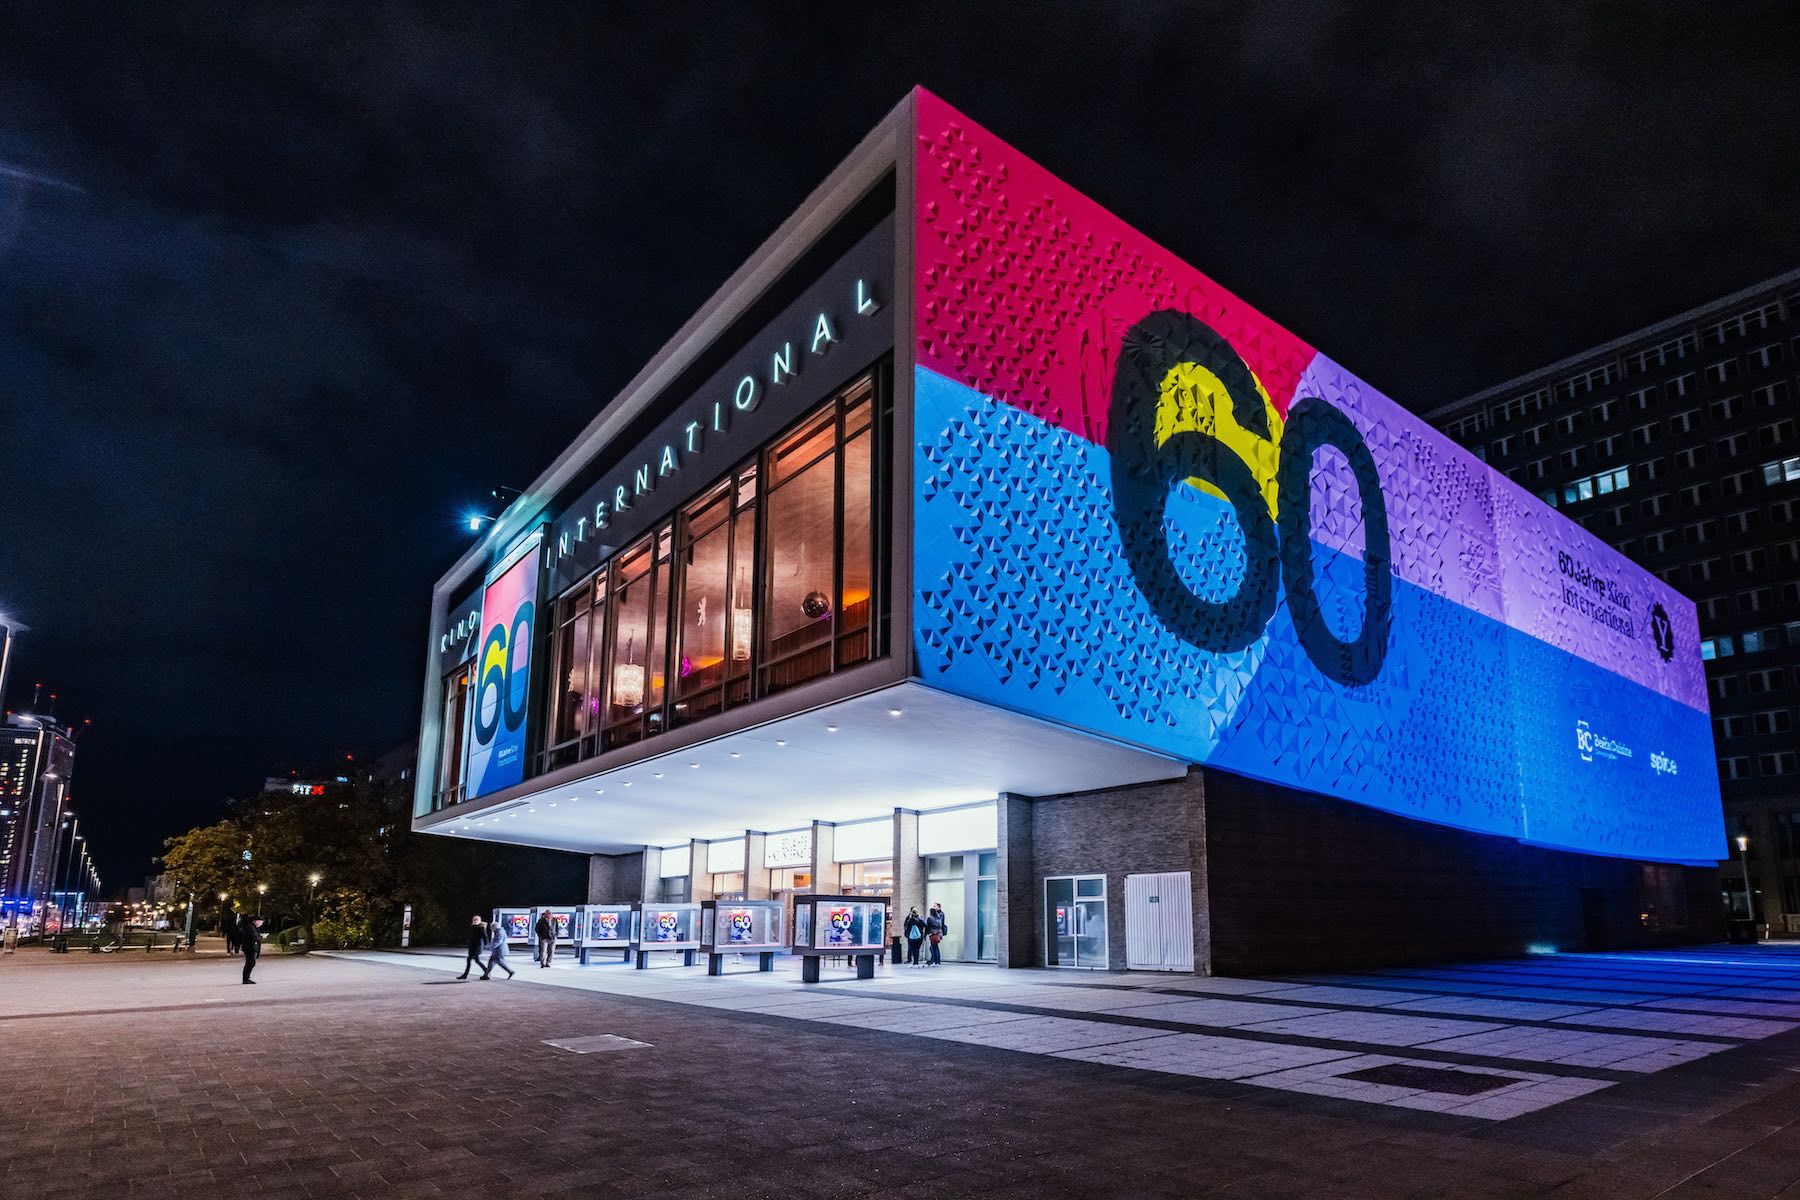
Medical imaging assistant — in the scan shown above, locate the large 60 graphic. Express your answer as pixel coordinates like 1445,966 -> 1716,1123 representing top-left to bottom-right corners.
473,601 -> 534,746
1109,311 -> 1392,687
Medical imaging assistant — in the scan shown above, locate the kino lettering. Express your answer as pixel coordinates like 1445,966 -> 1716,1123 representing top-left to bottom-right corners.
552,277 -> 882,565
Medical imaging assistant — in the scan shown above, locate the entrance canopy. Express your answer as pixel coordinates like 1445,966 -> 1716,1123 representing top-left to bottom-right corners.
416,681 -> 1185,854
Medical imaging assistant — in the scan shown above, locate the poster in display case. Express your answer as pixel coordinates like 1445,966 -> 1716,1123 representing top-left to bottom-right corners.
491,908 -> 533,946
632,903 -> 701,968
698,899 -> 785,975
792,895 -> 889,982
573,904 -> 637,965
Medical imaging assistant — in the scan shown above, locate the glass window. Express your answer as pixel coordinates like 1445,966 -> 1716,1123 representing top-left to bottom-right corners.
839,419 -> 874,669
602,538 -> 655,750
672,484 -> 732,727
436,665 -> 472,807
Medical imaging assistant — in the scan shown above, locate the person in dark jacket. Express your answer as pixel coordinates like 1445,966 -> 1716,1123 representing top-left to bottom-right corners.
240,913 -> 263,984
926,903 -> 948,966
903,907 -> 927,966
222,907 -> 239,956
534,912 -> 554,968
457,915 -> 487,980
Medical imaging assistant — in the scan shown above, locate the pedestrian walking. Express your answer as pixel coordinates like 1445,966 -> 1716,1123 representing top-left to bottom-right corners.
457,914 -> 487,980
903,906 -> 926,966
926,902 -> 948,966
240,913 -> 263,985
480,917 -> 515,980
534,912 -> 554,968
222,909 -> 239,956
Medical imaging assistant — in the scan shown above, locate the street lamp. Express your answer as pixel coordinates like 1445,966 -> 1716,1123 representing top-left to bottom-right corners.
1735,835 -> 1755,924
256,883 -> 267,916
306,872 -> 322,947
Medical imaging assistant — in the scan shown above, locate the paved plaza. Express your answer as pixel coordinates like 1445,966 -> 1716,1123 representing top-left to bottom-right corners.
3,945 -> 1800,1198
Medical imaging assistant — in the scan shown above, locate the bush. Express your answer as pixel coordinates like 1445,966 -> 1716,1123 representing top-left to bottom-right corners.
272,925 -> 307,951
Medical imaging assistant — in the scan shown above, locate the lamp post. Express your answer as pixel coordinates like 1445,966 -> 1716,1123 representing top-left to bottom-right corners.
217,891 -> 229,937
307,872 -> 322,947
256,883 -> 267,917
1735,835 -> 1755,925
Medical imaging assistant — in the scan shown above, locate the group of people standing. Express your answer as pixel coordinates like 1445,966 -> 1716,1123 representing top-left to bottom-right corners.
220,910 -> 265,984
902,902 -> 949,966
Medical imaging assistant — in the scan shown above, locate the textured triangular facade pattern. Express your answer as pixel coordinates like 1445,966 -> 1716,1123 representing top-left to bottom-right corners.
907,90 -> 1723,863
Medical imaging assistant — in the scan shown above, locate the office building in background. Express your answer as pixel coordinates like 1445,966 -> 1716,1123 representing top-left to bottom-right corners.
1429,270 -> 1800,932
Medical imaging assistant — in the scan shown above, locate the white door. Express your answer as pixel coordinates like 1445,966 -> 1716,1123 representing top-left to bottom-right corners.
1125,872 -> 1193,972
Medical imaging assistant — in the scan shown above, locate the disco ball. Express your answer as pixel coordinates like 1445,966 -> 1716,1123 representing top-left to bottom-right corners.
801,590 -> 832,620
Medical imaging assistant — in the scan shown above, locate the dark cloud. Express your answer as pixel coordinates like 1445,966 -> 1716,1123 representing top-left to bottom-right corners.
1,3 -> 1796,883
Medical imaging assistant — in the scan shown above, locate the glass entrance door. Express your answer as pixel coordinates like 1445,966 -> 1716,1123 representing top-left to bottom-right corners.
1044,875 -> 1107,968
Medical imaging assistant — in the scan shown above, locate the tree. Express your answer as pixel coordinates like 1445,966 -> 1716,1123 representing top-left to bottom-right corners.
158,821 -> 250,928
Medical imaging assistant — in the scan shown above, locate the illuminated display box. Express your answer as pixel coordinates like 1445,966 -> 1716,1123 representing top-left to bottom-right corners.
572,904 -> 638,965
699,899 -> 785,975
633,902 -> 701,969
792,894 -> 888,982
490,907 -> 533,947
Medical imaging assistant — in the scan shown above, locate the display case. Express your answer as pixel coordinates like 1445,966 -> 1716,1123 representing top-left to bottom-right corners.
632,902 -> 701,968
491,907 -> 534,949
572,904 -> 638,965
698,899 -> 785,975
791,894 -> 889,981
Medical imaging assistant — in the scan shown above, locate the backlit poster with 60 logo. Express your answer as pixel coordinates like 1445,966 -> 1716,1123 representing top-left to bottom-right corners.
465,543 -> 538,798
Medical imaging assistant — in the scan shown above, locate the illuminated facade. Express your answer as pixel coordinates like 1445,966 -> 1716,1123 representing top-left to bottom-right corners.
413,91 -> 1726,972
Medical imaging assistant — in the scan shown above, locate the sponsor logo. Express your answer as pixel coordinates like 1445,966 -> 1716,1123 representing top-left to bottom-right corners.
1650,602 -> 1675,662
1576,718 -> 1633,764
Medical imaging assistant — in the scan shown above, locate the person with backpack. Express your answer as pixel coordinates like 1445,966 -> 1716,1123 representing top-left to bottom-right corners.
903,907 -> 927,966
926,903 -> 948,966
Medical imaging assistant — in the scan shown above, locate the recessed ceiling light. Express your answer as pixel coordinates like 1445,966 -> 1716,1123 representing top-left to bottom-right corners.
623,781 -> 632,787
888,708 -> 902,717
653,771 -> 663,778
730,752 -> 741,759
826,724 -> 838,733
775,739 -> 786,747
689,762 -> 700,769
595,787 -> 604,794
527,808 -> 537,813
548,802 -> 557,808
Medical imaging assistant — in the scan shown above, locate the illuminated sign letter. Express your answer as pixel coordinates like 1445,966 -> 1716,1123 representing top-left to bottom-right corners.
771,342 -> 798,386
614,484 -> 630,513
557,532 -> 571,561
684,420 -> 702,453
810,312 -> 837,354
594,499 -> 608,531
634,464 -> 652,496
659,444 -> 678,476
734,375 -> 758,411
855,277 -> 880,315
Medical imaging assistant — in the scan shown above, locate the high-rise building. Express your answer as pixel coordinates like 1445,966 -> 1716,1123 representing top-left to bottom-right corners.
1427,269 -> 1800,932
0,711 -> 86,930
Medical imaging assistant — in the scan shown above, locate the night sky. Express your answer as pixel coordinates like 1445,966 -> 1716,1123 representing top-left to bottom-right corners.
1,5 -> 1796,887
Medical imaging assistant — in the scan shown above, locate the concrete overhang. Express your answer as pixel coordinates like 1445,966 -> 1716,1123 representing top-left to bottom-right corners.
415,681 -> 1186,854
